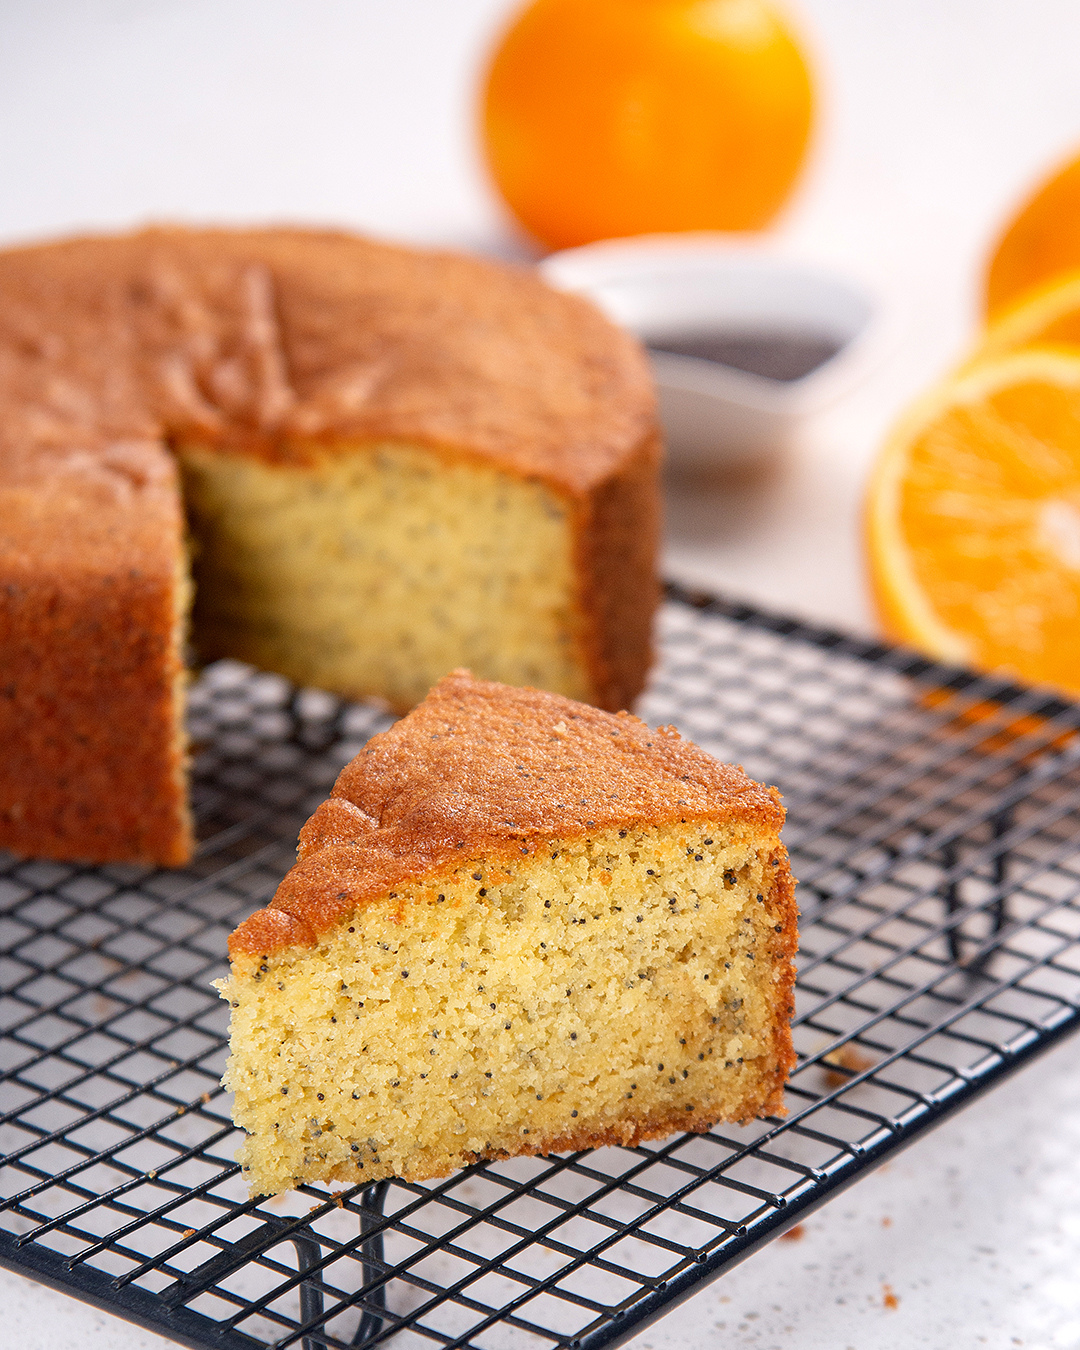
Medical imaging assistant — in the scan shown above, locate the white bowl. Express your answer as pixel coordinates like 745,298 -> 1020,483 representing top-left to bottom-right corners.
540,236 -> 888,471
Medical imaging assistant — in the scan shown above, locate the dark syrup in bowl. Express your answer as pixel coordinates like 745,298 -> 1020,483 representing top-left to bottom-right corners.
648,330 -> 844,383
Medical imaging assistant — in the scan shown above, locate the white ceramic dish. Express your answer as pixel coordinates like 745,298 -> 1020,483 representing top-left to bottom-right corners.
540,236 -> 889,471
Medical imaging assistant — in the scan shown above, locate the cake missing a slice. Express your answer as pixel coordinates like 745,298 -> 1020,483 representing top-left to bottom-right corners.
218,671 -> 797,1197
0,226 -> 659,867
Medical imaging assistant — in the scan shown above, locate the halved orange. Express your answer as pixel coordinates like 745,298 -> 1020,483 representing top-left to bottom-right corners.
975,267 -> 1080,363
986,150 -> 1080,318
867,347 -> 1080,700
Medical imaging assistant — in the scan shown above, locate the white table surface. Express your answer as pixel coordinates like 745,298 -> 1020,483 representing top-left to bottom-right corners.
2,2 -> 1080,1346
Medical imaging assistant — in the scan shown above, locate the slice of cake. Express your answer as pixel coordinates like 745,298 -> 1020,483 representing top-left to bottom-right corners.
218,671 -> 797,1196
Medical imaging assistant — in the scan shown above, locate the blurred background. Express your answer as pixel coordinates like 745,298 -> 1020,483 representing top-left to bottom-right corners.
4,4 -> 1080,1347
6,0 -> 1080,637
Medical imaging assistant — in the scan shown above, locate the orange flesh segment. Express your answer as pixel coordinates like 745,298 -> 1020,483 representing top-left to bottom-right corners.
874,354 -> 1080,699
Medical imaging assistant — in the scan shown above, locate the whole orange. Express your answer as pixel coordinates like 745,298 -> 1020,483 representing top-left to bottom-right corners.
986,149 -> 1080,317
481,0 -> 814,251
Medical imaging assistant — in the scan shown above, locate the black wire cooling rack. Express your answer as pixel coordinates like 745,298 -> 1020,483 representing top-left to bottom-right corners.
3,583 -> 1080,1350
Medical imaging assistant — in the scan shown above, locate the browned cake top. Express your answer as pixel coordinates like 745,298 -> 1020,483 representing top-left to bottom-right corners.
0,226 -> 654,502
230,671 -> 784,957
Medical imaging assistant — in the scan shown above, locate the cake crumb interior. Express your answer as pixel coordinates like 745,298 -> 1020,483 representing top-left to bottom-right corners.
181,441 -> 591,710
219,820 -> 794,1197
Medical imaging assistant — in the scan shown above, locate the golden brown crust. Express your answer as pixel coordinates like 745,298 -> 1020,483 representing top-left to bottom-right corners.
762,845 -> 799,1096
0,226 -> 660,864
0,442 -> 192,864
573,428 -> 663,710
0,226 -> 654,487
230,670 -> 785,957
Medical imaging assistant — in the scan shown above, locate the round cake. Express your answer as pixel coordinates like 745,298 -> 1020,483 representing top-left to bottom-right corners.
0,227 -> 660,866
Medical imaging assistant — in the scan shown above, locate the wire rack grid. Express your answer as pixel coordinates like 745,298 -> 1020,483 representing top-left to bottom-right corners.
2,584 -> 1079,1350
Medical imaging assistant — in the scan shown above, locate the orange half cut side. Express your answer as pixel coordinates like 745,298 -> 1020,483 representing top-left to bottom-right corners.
867,347 -> 1080,701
